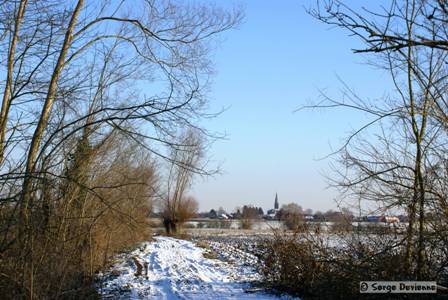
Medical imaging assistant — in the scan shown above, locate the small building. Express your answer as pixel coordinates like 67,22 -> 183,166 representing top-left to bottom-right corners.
367,216 -> 381,222
304,215 -> 314,221
218,213 -> 229,220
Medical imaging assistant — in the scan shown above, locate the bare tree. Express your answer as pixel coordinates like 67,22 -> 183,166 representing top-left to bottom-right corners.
308,0 -> 448,279
162,130 -> 204,234
0,0 -> 28,166
0,1 -> 242,298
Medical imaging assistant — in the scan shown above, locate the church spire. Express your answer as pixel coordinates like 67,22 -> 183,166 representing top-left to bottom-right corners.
274,193 -> 279,209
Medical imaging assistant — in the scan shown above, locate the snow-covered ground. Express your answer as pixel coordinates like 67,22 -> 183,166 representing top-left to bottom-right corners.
97,236 -> 295,299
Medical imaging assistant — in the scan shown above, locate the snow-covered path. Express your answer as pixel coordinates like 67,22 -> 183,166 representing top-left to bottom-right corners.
98,236 -> 292,299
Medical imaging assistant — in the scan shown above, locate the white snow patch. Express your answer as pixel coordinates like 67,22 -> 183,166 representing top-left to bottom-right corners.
97,236 -> 295,299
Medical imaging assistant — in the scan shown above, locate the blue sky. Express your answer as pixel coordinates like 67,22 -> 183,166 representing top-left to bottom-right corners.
191,0 -> 393,213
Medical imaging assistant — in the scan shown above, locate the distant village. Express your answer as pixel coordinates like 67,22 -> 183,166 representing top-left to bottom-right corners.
195,193 -> 407,223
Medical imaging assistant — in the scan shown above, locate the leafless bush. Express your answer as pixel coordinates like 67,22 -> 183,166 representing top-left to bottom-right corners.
0,136 -> 156,299
277,203 -> 304,230
240,218 -> 254,230
330,209 -> 354,233
258,229 -> 448,300
240,206 -> 259,230
176,196 -> 199,224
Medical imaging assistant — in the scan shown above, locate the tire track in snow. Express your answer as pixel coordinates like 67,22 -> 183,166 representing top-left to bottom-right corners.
98,236 -> 294,299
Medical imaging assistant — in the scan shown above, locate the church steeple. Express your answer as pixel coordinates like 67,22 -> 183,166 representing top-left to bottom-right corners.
274,193 -> 279,209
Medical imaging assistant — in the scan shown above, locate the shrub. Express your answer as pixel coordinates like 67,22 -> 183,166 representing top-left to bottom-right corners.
240,218 -> 254,229
258,230 -> 448,300
277,203 -> 304,230
0,138 -> 155,299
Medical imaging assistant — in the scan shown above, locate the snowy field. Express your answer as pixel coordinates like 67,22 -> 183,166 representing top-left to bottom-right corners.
97,236 -> 296,299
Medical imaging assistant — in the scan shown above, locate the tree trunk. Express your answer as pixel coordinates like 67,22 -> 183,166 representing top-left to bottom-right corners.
19,1 -> 85,298
0,0 -> 28,166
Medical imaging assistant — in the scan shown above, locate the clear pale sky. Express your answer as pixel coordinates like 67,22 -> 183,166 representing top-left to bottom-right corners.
191,0 -> 392,213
